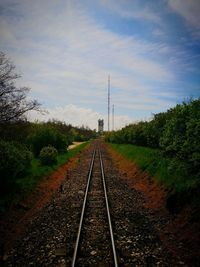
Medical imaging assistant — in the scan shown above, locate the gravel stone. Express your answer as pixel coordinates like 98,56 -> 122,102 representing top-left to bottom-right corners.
5,141 -> 177,266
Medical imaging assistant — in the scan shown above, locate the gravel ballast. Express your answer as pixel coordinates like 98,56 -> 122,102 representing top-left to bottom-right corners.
5,141 -> 184,266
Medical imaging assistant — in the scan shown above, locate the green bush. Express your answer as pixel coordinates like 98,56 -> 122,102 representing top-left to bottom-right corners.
39,145 -> 58,165
160,100 -> 200,179
106,98 -> 200,186
0,140 -> 32,190
143,113 -> 168,148
27,125 -> 68,156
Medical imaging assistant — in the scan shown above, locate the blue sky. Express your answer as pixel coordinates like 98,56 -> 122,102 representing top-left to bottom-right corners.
0,0 -> 200,130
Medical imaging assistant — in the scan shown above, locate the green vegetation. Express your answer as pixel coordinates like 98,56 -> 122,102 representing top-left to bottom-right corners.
106,99 -> 200,193
0,140 -> 32,191
0,120 -> 95,193
16,142 -> 88,192
0,142 -> 88,214
0,53 -> 96,214
27,125 -> 68,156
39,145 -> 58,165
111,144 -> 198,192
0,120 -> 94,214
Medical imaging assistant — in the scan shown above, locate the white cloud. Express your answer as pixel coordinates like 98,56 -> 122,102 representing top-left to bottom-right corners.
0,18 -> 17,46
168,0 -> 200,38
27,104 -> 133,130
0,0 -> 173,82
0,0 -> 182,128
100,0 -> 161,23
152,29 -> 164,37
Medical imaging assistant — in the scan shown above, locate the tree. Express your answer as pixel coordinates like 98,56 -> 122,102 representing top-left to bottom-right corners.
0,52 -> 41,123
27,124 -> 68,156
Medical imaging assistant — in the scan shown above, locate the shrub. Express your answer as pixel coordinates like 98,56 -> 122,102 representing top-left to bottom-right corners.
27,125 -> 68,156
106,98 -> 200,186
39,145 -> 58,165
0,140 -> 32,190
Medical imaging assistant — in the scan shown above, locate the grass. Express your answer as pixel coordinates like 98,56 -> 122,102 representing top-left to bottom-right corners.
0,142 -> 89,213
17,142 -> 89,191
110,143 -> 198,192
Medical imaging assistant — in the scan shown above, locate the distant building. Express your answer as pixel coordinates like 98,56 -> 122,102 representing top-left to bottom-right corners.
98,119 -> 104,134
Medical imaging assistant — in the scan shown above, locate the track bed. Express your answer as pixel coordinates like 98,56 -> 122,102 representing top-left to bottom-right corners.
6,140 -> 174,267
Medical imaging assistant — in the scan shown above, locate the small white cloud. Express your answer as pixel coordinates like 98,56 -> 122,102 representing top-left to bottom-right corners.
152,29 -> 164,37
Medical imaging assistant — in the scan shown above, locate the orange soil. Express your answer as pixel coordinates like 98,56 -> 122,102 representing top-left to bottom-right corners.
161,206 -> 200,265
106,143 -> 200,265
1,153 -> 80,254
106,144 -> 168,213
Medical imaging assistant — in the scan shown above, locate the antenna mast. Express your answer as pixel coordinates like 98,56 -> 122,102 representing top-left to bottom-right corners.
108,75 -> 110,132
112,104 -> 114,131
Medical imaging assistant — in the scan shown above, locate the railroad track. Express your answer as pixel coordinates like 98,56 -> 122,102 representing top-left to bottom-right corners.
71,144 -> 118,267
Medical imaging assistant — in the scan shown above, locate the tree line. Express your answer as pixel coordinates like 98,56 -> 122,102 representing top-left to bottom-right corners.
0,52 -> 96,192
105,98 -> 200,183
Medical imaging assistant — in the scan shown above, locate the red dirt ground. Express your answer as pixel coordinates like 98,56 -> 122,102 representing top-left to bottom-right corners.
106,143 -> 200,265
0,152 -> 81,255
106,144 -> 168,213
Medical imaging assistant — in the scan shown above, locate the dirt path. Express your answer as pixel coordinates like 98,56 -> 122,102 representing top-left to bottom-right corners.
68,142 -> 85,150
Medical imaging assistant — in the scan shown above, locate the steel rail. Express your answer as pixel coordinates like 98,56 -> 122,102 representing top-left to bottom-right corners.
99,148 -> 118,267
71,148 -> 96,267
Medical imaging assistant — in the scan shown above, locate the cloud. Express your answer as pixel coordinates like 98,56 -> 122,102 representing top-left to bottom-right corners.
27,104 -> 133,130
0,0 -> 173,82
152,29 -> 164,37
0,0 -> 190,129
7,5 -> 174,83
168,0 -> 200,38
100,0 -> 161,24
0,18 -> 17,47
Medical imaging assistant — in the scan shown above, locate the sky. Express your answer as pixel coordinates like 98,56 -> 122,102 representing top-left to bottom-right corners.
0,0 -> 200,130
